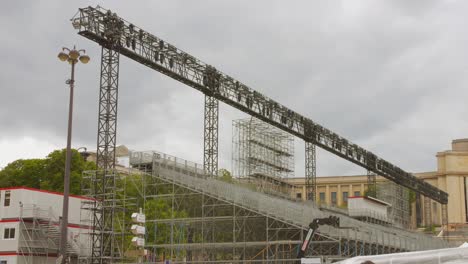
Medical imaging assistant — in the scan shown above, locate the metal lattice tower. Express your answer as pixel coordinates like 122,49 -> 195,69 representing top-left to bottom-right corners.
203,95 -> 219,177
305,142 -> 317,201
96,47 -> 119,171
90,45 -> 122,264
91,9 -> 123,264
367,170 -> 377,198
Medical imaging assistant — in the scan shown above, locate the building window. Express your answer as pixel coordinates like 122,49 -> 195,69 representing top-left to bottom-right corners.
331,192 -> 337,206
343,192 -> 349,204
354,191 -> 360,197
319,192 -> 325,203
4,191 -> 10,207
3,228 -> 15,239
296,193 -> 302,199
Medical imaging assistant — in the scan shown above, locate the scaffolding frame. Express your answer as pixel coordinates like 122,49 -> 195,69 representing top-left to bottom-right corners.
122,150 -> 448,263
232,118 -> 294,199
376,181 -> 410,229
80,170 -> 130,264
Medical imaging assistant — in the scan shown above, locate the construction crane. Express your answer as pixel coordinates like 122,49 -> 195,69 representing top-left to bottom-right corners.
297,216 -> 341,260
71,5 -> 448,263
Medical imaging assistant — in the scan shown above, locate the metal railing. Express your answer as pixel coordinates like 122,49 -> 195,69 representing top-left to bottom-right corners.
18,203 -> 83,256
130,150 -> 449,252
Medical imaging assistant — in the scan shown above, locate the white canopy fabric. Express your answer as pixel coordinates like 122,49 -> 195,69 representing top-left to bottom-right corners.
334,244 -> 468,264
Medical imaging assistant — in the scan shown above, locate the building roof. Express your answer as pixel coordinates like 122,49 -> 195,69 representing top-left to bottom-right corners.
0,186 -> 95,201
348,195 -> 392,207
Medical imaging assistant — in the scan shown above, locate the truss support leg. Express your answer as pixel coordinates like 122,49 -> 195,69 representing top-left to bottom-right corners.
92,46 -> 120,264
96,47 -> 120,172
305,142 -> 317,201
367,170 -> 377,198
424,196 -> 432,228
203,95 -> 219,177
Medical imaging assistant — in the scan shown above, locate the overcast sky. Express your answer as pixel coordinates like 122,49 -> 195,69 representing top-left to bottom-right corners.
0,1 -> 467,177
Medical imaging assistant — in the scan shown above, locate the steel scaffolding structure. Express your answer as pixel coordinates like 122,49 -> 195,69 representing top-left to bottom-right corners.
232,118 -> 295,198
232,117 -> 294,179
121,150 -> 448,263
376,181 -> 410,229
80,170 -> 129,264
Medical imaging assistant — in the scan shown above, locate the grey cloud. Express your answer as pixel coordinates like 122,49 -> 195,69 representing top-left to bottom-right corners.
1,0 -> 467,177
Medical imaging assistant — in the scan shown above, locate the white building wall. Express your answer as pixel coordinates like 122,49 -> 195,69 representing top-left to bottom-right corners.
15,255 -> 56,264
0,255 -> 18,264
0,187 -> 94,260
0,188 -> 92,225
0,222 -> 19,252
348,197 -> 389,221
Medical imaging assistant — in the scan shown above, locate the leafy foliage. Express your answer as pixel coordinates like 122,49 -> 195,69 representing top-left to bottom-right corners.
0,149 -> 96,194
218,168 -> 234,183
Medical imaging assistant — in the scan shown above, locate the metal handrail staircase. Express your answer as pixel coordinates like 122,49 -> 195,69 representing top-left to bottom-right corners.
18,204 -> 82,261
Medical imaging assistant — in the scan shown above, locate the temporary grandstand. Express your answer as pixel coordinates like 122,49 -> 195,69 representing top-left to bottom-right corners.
77,150 -> 449,263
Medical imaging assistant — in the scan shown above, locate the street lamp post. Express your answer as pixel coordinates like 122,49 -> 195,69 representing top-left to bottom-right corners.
57,46 -> 90,263
77,147 -> 90,161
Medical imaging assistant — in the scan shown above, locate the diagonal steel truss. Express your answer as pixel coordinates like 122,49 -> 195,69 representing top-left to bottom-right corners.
72,5 -> 447,204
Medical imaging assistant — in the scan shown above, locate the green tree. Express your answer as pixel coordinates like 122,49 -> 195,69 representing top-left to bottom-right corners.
0,149 -> 96,194
364,185 -> 378,197
40,149 -> 95,194
218,168 -> 234,183
0,159 -> 46,189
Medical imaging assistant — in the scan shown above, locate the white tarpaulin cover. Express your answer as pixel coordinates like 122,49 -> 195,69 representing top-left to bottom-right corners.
334,244 -> 468,264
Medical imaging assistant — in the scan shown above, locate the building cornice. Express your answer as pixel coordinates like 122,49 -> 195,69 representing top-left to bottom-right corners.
436,151 -> 468,157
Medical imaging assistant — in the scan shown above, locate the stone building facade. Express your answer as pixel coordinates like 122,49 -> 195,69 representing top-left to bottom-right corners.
288,138 -> 468,228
